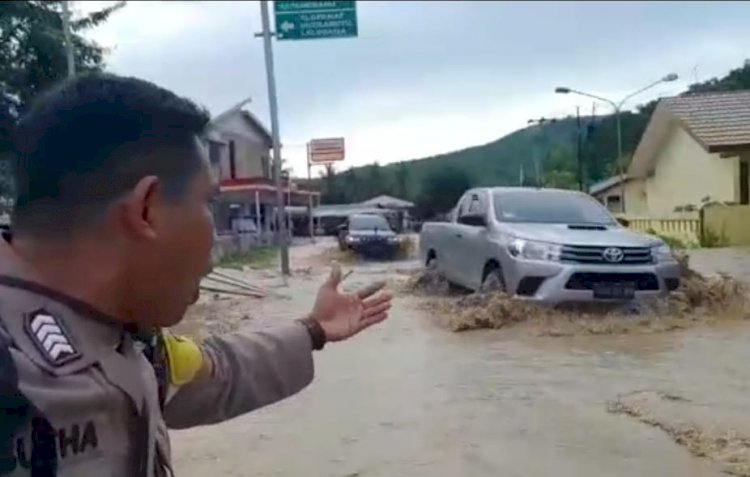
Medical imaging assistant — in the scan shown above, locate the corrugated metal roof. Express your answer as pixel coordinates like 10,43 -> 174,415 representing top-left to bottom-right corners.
314,207 -> 394,218
589,175 -> 629,195
360,195 -> 414,209
662,90 -> 750,150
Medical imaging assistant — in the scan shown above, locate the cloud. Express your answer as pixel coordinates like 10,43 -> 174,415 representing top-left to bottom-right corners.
80,0 -> 750,176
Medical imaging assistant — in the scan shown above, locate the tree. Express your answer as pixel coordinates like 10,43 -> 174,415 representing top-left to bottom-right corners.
364,162 -> 387,198
687,59 -> 750,94
0,0 -> 125,209
1,1 -> 125,114
415,166 -> 472,219
321,164 -> 346,204
395,161 -> 409,199
341,167 -> 359,202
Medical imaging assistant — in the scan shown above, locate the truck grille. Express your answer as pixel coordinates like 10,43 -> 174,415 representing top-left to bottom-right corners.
561,245 -> 653,265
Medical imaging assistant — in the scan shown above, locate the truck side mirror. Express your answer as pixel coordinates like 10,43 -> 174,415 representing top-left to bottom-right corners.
615,216 -> 630,227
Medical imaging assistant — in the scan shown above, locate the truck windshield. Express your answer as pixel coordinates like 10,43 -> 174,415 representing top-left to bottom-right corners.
493,190 -> 617,225
349,215 -> 391,230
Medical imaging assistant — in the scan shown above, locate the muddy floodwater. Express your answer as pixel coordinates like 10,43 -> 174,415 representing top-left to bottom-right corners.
172,240 -> 750,477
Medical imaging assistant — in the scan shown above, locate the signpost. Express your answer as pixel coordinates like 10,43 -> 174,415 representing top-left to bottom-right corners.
306,137 -> 345,240
258,0 -> 358,276
308,137 -> 346,164
274,1 -> 358,41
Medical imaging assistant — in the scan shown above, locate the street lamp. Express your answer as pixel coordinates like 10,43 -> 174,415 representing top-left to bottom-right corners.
554,73 -> 678,212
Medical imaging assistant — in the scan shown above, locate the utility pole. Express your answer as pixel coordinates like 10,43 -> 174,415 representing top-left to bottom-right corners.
306,143 -> 316,242
576,106 -> 584,192
62,0 -> 75,77
259,0 -> 290,276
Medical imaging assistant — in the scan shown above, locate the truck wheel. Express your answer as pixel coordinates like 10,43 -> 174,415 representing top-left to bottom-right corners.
481,265 -> 506,294
425,256 -> 458,294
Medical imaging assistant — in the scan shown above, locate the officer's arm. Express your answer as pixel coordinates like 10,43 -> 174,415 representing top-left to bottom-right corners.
162,321 -> 314,429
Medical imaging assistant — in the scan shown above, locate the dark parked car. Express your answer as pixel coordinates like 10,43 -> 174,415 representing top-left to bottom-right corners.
338,214 -> 402,258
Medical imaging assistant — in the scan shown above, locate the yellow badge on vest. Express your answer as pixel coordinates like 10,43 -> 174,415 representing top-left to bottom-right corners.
159,330 -> 203,386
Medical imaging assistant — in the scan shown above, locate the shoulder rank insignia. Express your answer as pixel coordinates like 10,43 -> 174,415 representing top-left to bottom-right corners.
25,310 -> 80,366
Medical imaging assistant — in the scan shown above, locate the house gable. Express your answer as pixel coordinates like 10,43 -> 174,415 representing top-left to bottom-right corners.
206,109 -> 273,181
210,110 -> 272,148
629,90 -> 750,178
628,103 -> 675,178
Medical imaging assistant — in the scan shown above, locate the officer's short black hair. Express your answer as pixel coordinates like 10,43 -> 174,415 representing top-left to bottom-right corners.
11,73 -> 211,238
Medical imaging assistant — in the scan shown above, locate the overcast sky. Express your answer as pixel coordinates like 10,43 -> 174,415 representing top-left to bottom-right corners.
80,1 -> 750,177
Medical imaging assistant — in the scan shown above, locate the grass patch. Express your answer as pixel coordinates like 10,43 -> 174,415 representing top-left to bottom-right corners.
215,247 -> 278,270
646,228 -> 689,249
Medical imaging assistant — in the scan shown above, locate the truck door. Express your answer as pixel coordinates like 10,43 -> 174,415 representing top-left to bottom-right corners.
437,194 -> 470,285
455,190 -> 491,289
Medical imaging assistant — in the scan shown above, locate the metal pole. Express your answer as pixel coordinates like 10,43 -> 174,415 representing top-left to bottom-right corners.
254,190 -> 261,240
62,0 -> 76,77
306,143 -> 315,241
615,107 -> 625,213
287,180 -> 292,238
531,134 -> 539,187
576,106 -> 584,192
259,0 -> 289,275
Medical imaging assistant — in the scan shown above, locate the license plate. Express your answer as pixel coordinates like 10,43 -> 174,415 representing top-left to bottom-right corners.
592,282 -> 636,299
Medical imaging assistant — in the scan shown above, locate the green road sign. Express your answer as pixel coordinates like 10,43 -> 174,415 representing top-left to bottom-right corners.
274,1 -> 358,41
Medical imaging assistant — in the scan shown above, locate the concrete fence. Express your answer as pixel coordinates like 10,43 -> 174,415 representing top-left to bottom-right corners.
622,205 -> 750,247
212,231 -> 276,263
700,204 -> 750,247
622,215 -> 701,246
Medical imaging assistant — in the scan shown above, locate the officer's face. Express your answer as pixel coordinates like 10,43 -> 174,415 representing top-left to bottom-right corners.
123,138 -> 217,327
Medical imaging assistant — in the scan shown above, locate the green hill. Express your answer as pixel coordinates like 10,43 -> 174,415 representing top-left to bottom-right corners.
317,59 -> 750,211
317,109 -> 650,205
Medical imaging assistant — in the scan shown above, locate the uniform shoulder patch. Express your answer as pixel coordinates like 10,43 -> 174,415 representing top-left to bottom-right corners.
24,309 -> 80,366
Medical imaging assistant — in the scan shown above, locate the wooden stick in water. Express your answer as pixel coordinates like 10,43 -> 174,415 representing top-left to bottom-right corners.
210,269 -> 269,293
210,269 -> 267,291
199,285 -> 266,298
205,274 -> 265,294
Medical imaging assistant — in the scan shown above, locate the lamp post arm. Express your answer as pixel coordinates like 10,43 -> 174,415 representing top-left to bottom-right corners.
617,79 -> 666,109
565,89 -> 617,111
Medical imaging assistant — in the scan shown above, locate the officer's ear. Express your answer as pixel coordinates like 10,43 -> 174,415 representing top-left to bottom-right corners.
120,175 -> 162,240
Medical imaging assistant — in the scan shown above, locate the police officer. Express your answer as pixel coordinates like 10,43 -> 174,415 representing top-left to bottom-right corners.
0,73 -> 392,476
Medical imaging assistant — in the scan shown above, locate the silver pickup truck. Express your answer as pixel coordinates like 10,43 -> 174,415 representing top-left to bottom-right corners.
419,187 -> 680,304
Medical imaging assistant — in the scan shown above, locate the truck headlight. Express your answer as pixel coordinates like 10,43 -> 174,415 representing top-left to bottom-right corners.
346,236 -> 359,243
508,238 -> 562,262
652,243 -> 674,263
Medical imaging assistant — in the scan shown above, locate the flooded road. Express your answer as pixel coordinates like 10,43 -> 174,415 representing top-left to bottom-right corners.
172,240 -> 750,476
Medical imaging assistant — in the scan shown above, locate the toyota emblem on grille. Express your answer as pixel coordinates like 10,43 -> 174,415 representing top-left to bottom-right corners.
602,247 -> 624,263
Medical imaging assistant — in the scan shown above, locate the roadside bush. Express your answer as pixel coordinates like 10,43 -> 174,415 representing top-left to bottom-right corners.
699,228 -> 728,248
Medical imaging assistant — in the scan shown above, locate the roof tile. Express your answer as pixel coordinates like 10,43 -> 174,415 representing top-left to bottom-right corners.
662,90 -> 750,148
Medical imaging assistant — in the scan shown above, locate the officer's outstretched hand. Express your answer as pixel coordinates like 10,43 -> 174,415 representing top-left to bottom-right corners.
309,266 -> 392,342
